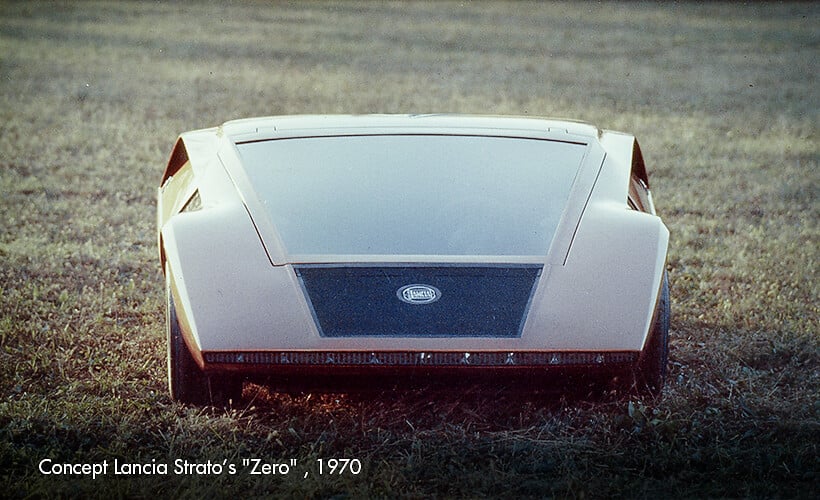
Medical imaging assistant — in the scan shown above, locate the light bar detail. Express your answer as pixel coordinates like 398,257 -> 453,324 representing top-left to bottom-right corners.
203,351 -> 638,367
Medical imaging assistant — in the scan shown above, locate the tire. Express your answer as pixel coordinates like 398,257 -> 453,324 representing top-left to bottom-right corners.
166,269 -> 242,405
633,272 -> 670,396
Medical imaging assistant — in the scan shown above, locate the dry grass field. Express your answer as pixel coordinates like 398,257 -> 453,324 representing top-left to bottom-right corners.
1,1 -> 817,497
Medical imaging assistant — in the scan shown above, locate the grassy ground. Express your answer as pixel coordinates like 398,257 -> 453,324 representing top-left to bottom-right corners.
1,1 -> 817,497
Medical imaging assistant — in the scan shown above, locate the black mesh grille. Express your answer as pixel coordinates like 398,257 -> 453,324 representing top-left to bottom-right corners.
295,265 -> 542,338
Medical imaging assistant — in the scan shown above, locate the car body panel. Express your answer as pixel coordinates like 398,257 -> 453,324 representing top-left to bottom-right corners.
158,115 -> 668,372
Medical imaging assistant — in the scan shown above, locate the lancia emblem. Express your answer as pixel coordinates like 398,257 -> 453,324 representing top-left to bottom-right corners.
397,284 -> 441,305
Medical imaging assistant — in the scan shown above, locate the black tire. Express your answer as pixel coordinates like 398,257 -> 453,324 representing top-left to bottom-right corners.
166,271 -> 242,406
633,272 -> 670,396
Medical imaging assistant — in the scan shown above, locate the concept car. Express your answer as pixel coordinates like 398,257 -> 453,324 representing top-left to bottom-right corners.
158,115 -> 670,404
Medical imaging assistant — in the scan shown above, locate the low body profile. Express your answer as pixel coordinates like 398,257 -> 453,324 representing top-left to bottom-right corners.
157,114 -> 670,404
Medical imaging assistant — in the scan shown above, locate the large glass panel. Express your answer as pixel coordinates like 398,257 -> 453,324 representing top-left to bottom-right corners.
236,135 -> 586,256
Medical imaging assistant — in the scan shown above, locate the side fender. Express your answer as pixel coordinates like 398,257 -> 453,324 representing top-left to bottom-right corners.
526,202 -> 668,350
161,203 -> 317,352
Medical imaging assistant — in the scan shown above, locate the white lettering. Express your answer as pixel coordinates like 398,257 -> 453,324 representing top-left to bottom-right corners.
113,458 -> 168,475
38,459 -> 109,479
173,459 -> 223,475
249,458 -> 262,474
247,458 -> 290,475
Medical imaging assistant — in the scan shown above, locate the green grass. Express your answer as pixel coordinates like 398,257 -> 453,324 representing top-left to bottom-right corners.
1,1 -> 817,497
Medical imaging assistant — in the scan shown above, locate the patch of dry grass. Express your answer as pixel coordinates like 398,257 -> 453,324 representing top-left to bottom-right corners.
1,1 -> 817,497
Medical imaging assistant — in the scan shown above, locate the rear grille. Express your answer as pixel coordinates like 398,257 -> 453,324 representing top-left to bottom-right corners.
294,265 -> 542,338
204,350 -> 638,367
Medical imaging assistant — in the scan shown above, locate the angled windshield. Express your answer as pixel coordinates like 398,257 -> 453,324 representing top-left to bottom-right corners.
236,135 -> 587,257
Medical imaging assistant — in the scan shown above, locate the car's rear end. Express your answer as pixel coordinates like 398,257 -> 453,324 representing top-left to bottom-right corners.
158,115 -> 669,404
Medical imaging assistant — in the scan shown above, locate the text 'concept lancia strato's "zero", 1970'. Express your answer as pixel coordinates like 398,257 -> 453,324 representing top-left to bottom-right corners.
157,115 -> 670,405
